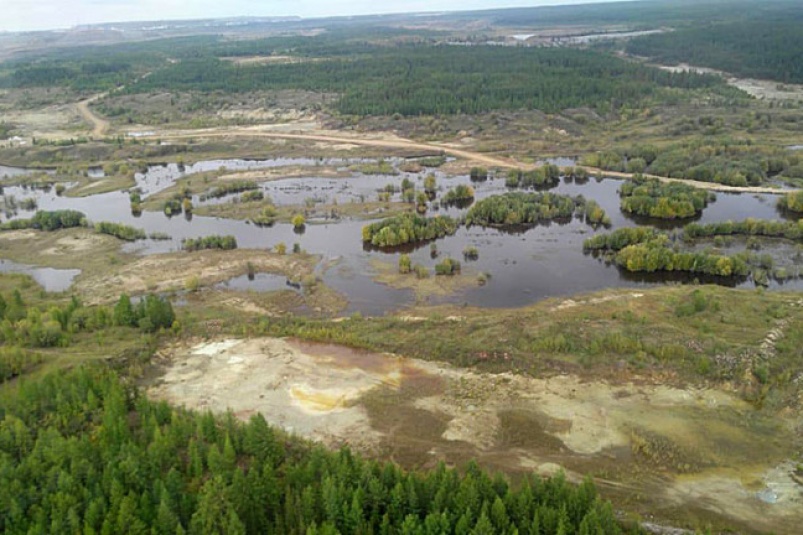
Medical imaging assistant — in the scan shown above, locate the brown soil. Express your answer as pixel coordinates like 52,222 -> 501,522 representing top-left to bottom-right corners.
150,336 -> 803,533
370,258 -> 480,301
73,249 -> 316,304
76,93 -> 110,137
139,128 -> 796,195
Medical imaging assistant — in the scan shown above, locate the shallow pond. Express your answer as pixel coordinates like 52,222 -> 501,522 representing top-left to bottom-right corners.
0,259 -> 79,292
215,272 -> 301,293
1,158 -> 802,311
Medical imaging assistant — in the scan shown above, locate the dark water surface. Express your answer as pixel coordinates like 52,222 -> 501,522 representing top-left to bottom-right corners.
2,158 -> 801,312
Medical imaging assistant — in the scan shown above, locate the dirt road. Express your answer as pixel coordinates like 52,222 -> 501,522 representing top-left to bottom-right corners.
75,94 -> 109,137
146,128 -> 524,169
72,85 -> 796,195
146,128 -> 796,194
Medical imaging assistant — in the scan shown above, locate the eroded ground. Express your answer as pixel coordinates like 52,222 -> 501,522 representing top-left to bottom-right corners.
150,337 -> 803,533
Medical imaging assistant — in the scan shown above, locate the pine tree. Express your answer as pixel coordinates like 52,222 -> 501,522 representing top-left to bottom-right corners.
113,294 -> 136,327
189,477 -> 245,535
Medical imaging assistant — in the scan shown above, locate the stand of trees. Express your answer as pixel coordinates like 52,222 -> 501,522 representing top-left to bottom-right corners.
626,20 -> 803,84
581,142 -> 800,187
505,165 -> 561,189
466,192 -> 589,227
584,227 -> 661,252
683,219 -> 803,241
619,177 -> 713,219
122,45 -> 731,117
435,257 -> 462,276
0,364 -> 630,534
93,221 -> 147,241
442,185 -> 475,205
614,242 -> 749,278
200,181 -> 259,201
182,235 -> 238,252
362,214 -> 458,247
0,210 -> 86,232
470,168 -> 489,181
0,288 -> 173,372
576,199 -> 611,227
113,293 -> 175,333
585,228 -> 749,278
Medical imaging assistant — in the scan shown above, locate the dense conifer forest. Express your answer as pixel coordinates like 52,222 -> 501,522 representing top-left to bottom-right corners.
626,20 -> 803,84
0,366 -> 629,534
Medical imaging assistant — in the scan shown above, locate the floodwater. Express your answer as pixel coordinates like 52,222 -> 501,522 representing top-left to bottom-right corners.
1,158 -> 802,310
215,272 -> 301,293
0,259 -> 79,292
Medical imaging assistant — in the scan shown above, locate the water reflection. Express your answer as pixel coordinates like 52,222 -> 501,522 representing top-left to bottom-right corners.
0,157 -> 801,312
0,259 -> 79,292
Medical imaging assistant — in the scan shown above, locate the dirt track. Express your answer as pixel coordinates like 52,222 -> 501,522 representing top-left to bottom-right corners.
145,128 -> 523,169
75,94 -> 109,137
72,92 -> 797,195
144,127 -> 796,195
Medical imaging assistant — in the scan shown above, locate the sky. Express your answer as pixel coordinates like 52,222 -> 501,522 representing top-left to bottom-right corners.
1,0 -> 626,33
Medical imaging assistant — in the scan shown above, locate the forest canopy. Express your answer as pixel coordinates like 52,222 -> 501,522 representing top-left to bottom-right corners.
626,20 -> 803,84
0,366 -> 630,534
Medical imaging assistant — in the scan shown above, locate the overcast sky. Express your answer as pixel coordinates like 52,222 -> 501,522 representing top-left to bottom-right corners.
2,0 -> 626,33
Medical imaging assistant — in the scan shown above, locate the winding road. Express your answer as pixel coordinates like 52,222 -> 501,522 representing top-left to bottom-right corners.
145,128 -> 794,194
75,96 -> 796,195
75,93 -> 110,137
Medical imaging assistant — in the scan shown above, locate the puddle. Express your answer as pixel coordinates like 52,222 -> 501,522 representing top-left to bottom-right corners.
215,272 -> 299,292
0,259 -> 79,292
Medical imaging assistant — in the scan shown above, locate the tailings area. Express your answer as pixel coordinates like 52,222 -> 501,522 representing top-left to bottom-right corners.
149,337 -> 803,533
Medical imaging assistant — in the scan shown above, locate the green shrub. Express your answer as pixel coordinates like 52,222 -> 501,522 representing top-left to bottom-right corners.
435,257 -> 461,276
182,235 -> 237,252
362,214 -> 458,247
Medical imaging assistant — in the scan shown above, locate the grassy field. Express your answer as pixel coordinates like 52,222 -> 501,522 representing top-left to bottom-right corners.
173,284 -> 803,405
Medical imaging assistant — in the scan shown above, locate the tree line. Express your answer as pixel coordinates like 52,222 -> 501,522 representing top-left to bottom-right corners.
200,181 -> 260,202
0,210 -> 86,232
182,235 -> 238,252
683,219 -> 803,241
626,19 -> 803,84
122,45 -> 732,117
94,221 -> 147,241
581,141 -> 802,187
0,364 -> 631,534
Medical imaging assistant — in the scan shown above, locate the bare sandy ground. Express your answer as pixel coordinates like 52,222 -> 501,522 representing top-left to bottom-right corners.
68,90 -> 799,194
76,93 -> 110,137
149,337 -> 803,533
2,104 -> 84,139
73,249 -> 315,304
658,63 -> 803,101
135,127 -> 795,194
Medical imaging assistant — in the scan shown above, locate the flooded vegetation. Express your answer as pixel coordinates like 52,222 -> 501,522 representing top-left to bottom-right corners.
1,157 -> 801,312
3,5 -> 803,533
